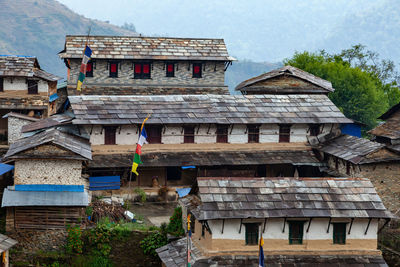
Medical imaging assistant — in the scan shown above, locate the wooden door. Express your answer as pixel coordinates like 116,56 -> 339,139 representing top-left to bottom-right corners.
147,125 -> 162,144
216,125 -> 228,143
27,80 -> 38,94
279,125 -> 291,143
184,126 -> 195,143
104,126 -> 116,145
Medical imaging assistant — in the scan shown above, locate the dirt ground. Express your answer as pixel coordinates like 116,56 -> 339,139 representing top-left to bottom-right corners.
129,201 -> 178,226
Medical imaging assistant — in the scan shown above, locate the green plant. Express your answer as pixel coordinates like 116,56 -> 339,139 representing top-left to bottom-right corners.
66,225 -> 83,254
167,207 -> 185,236
140,230 -> 167,256
85,206 -> 93,216
134,187 -> 146,203
87,223 -> 113,257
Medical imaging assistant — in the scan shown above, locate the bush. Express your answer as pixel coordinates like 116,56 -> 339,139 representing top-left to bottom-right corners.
167,207 -> 185,236
66,225 -> 83,254
134,187 -> 146,203
87,222 -> 113,257
140,224 -> 168,256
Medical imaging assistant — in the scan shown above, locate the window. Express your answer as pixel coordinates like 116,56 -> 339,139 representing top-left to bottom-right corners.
86,60 -> 93,77
333,223 -> 346,244
309,124 -> 320,136
289,221 -> 304,244
27,80 -> 38,94
147,125 -> 162,144
109,62 -> 118,78
248,125 -> 260,143
0,77 -> 3,92
134,63 -> 151,79
245,223 -> 259,245
104,126 -> 117,145
192,63 -> 202,78
279,124 -> 291,143
346,162 -> 351,175
216,125 -> 229,143
166,63 -> 175,77
184,126 -> 195,143
167,167 -> 181,181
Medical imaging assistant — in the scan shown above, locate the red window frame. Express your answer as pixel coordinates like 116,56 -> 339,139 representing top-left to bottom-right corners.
166,63 -> 175,77
86,60 -> 93,77
192,63 -> 202,78
109,62 -> 118,78
134,63 -> 151,79
147,125 -> 162,144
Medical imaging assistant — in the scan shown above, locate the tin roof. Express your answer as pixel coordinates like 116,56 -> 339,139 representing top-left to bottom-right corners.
0,55 -> 61,81
191,177 -> 393,220
157,237 -> 388,267
318,135 -> 400,164
59,35 -> 233,61
0,234 -> 17,252
69,94 -> 352,125
1,188 -> 89,207
235,65 -> 334,93
3,128 -> 92,160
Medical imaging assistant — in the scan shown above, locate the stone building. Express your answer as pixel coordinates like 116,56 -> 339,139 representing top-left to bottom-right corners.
3,112 -> 40,144
157,177 -> 392,266
1,128 -> 91,230
58,35 -> 235,95
0,56 -> 61,142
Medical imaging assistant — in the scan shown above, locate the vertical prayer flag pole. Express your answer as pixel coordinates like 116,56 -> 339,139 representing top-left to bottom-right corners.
187,214 -> 192,267
259,230 -> 265,267
77,26 -> 92,92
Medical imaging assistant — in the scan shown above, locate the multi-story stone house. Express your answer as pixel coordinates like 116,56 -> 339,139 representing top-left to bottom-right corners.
58,35 -> 234,95
0,55 -> 61,142
54,38 -> 355,190
157,177 -> 392,266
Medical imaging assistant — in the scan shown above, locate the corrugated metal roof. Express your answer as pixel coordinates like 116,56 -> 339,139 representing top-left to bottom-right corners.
1,188 -> 89,207
0,234 -> 17,252
69,94 -> 353,125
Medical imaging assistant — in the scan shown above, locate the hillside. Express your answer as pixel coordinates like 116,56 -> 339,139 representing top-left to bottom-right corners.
0,0 -> 136,78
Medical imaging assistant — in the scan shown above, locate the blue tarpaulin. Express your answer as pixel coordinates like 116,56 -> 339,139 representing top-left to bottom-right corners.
89,176 -> 120,191
49,93 -> 59,102
176,188 -> 191,198
181,166 -> 196,169
0,163 -> 14,176
15,184 -> 84,192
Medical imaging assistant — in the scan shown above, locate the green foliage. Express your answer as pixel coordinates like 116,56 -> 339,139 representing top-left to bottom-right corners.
85,206 -> 93,216
167,207 -> 185,237
66,225 -> 83,254
134,187 -> 147,203
140,224 -> 168,256
87,221 -> 114,257
70,255 -> 112,267
284,45 -> 400,131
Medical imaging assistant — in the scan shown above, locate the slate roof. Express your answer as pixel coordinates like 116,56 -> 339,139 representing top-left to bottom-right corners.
69,94 -> 352,125
378,102 -> 400,120
318,135 -> 400,164
191,177 -> 393,220
3,112 -> 41,122
21,113 -> 74,133
1,188 -> 89,207
59,35 -> 234,61
90,148 -> 320,168
3,128 -> 92,160
235,65 -> 334,93
0,55 -> 61,81
157,237 -> 388,267
369,119 -> 400,140
0,234 -> 17,252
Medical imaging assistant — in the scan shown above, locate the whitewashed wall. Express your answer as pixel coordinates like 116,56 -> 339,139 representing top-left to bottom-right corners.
260,124 -> 279,142
229,124 -> 247,144
195,124 -> 217,143
162,125 -> 184,144
208,218 -> 378,240
116,125 -> 139,145
3,77 -> 48,93
38,80 -> 48,93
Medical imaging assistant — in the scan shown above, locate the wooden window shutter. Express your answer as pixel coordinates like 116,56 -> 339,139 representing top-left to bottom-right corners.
27,80 -> 38,94
0,77 -> 3,92
104,126 -> 117,145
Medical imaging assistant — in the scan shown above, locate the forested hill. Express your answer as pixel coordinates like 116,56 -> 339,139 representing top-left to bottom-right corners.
0,0 -> 136,78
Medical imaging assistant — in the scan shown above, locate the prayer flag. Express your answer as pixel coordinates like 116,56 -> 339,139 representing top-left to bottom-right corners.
76,45 -> 92,91
131,116 -> 149,175
259,236 -> 265,267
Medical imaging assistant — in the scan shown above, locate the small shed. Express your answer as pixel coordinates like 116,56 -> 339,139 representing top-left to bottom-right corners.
0,234 -> 17,267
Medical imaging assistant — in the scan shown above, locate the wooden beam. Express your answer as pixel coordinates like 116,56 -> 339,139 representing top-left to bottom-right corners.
263,218 -> 267,233
306,218 -> 312,233
239,218 -> 243,234
378,218 -> 391,234
326,217 -> 332,233
364,218 -> 372,235
282,217 -> 287,233
221,219 -> 225,234
348,218 -> 354,235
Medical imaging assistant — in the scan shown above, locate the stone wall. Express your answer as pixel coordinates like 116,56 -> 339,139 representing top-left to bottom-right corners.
14,159 -> 84,185
7,116 -> 34,144
68,59 -> 228,95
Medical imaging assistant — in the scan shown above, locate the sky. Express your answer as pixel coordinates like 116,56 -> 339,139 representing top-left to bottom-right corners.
56,0 -> 384,62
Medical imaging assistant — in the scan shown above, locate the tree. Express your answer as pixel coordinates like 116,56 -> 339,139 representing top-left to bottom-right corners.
284,45 -> 400,131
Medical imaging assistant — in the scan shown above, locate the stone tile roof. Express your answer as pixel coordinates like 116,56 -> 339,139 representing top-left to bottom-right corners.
3,112 -> 40,122
369,119 -> 400,140
69,94 -> 352,125
59,35 -> 233,61
156,237 -> 388,267
0,55 -> 61,81
3,128 -> 92,160
318,135 -> 400,164
378,102 -> 400,120
0,234 -> 17,252
90,147 -> 319,168
235,65 -> 334,93
191,177 -> 392,220
21,114 -> 74,133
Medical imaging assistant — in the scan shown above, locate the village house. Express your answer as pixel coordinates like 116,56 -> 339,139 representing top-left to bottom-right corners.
157,177 -> 392,266
58,35 -> 234,95
1,127 -> 91,230
0,56 -> 61,143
